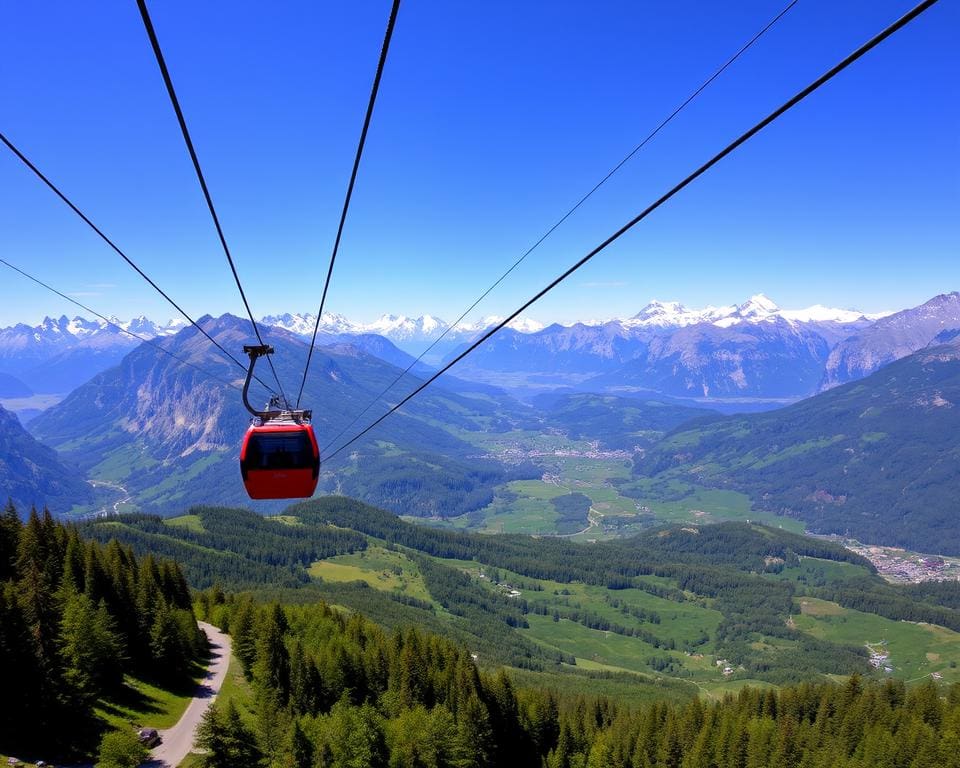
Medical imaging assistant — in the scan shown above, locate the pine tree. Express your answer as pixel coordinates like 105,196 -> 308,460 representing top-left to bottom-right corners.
0,498 -> 20,581
59,591 -> 123,702
196,702 -> 262,768
287,718 -> 313,768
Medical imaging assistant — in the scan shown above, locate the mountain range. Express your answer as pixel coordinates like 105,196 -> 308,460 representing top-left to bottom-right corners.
0,314 -> 185,394
1,291 -> 957,544
27,314 -> 535,517
6,293 -> 956,405
442,293 -> 960,405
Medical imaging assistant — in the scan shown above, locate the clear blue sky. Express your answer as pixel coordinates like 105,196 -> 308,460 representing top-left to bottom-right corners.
1,0 -> 957,327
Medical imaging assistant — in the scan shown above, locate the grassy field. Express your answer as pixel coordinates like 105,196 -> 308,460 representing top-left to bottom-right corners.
507,665 -> 697,707
770,556 -> 874,586
95,673 -> 198,732
473,479 -> 566,534
309,545 -> 433,603
522,614 -> 718,680
792,597 -> 960,685
624,477 -> 805,533
166,513 -> 206,533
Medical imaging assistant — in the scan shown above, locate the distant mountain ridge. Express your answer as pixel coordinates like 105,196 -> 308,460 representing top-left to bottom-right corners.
0,314 -> 186,393
2,293 -> 953,405
820,292 -> 960,390
440,293 -> 958,404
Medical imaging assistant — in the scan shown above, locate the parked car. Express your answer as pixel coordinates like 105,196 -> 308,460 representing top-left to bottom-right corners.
137,728 -> 161,747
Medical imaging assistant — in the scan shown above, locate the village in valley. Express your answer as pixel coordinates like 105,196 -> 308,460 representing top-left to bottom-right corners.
840,541 -> 960,584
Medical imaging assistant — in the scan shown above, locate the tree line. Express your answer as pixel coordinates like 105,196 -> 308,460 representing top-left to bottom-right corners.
0,502 -> 204,758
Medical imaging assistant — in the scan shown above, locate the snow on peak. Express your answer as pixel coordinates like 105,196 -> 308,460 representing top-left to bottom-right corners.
778,305 -> 869,323
507,316 -> 544,333
738,294 -> 780,317
262,312 -> 364,336
450,315 -> 544,335
623,301 -> 734,328
619,295 -> 878,330
632,300 -> 688,322
362,314 -> 451,340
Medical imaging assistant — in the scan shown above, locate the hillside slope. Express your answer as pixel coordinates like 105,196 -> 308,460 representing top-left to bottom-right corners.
633,338 -> 960,553
0,402 -> 92,514
821,292 -> 960,390
83,499 -> 960,692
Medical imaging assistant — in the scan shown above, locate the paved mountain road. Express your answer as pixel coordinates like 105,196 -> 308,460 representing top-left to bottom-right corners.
145,622 -> 231,768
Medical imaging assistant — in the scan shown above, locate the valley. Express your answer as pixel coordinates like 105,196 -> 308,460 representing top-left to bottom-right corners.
425,426 -> 801,539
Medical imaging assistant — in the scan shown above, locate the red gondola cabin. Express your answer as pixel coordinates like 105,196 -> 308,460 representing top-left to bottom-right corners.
240,422 -> 320,499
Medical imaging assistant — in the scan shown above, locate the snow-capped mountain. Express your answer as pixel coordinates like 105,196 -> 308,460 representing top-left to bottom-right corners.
0,292 -> 947,406
820,292 -> 960,390
621,300 -> 737,329
261,312 -> 357,337
621,294 -> 882,330
442,294 -> 949,404
0,315 -> 185,394
262,311 -> 545,350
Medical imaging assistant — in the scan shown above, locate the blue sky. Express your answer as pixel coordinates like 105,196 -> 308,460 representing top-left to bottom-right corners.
1,0 -> 957,327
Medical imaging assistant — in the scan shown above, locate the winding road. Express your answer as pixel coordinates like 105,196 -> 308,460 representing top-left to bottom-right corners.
145,622 -> 232,768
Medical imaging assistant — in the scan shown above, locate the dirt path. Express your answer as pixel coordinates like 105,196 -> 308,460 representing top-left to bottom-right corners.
145,622 -> 231,768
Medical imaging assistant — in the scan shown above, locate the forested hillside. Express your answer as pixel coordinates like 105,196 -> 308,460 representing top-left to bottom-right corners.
0,503 -> 204,759
29,314 -> 537,518
631,338 -> 960,553
83,497 -> 960,692
196,594 -> 960,768
6,497 -> 960,764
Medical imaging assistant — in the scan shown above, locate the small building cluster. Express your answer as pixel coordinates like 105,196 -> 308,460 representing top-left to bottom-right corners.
867,644 -> 894,674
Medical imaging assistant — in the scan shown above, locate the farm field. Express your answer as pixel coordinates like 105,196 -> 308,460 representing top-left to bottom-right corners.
165,513 -> 205,532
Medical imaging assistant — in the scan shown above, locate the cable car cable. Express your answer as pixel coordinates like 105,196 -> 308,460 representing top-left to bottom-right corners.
321,0 -> 798,452
135,0 -> 288,406
0,131 -> 277,395
324,0 -> 938,460
296,0 -> 402,409
0,257 -> 240,390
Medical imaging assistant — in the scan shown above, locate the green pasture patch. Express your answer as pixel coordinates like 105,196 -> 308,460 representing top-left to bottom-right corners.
96,672 -> 199,732
507,666 -> 696,707
521,614 -> 715,679
792,597 -> 960,684
165,514 -> 205,533
268,514 -> 303,526
309,546 -> 432,603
